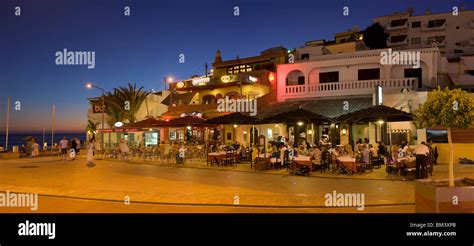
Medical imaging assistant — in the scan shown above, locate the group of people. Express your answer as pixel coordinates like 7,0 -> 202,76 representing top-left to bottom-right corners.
57,137 -> 81,161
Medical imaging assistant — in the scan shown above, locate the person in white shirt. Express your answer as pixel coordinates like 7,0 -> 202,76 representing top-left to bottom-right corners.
86,139 -> 96,167
32,142 -> 40,158
415,142 -> 430,179
59,137 -> 69,162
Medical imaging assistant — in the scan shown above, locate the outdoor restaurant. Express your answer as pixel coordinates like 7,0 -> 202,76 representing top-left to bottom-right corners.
91,102 -> 426,180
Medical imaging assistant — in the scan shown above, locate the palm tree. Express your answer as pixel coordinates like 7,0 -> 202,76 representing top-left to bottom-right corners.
86,120 -> 99,139
113,83 -> 151,123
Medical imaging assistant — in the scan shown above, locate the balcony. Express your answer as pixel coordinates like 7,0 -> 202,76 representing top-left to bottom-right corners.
386,21 -> 409,31
282,78 -> 417,100
387,36 -> 408,46
422,39 -> 446,48
421,22 -> 447,32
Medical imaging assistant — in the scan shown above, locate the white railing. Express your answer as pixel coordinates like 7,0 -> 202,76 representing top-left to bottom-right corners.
387,36 -> 408,46
284,78 -> 417,99
386,21 -> 408,31
422,22 -> 447,31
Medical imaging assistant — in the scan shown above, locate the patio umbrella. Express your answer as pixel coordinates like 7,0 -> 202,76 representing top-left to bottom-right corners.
124,118 -> 169,128
204,112 -> 262,125
167,115 -> 207,127
334,105 -> 414,154
260,107 -> 330,124
334,105 -> 413,123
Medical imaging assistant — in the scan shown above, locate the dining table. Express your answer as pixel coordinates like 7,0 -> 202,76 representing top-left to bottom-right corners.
337,156 -> 357,172
292,155 -> 313,173
207,152 -> 227,165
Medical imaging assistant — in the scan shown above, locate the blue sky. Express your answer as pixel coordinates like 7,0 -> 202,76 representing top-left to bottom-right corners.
0,0 -> 471,132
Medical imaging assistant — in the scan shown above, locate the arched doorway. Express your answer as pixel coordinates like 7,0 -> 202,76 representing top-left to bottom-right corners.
286,70 -> 305,86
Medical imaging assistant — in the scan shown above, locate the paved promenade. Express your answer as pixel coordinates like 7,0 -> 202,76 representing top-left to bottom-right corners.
0,156 -> 472,213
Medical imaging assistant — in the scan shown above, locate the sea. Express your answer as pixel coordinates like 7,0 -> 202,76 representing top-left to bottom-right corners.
0,132 -> 86,148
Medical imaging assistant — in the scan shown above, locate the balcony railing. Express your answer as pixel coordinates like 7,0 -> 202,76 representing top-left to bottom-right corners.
422,39 -> 446,48
386,21 -> 409,31
387,36 -> 408,46
283,78 -> 417,99
421,22 -> 447,32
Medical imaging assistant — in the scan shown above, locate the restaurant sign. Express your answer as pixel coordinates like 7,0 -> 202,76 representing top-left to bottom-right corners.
221,75 -> 239,83
92,103 -> 105,113
192,76 -> 210,86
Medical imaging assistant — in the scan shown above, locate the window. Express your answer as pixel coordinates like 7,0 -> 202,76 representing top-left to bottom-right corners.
319,71 -> 339,83
301,53 -> 309,60
411,21 -> 421,28
427,129 -> 448,143
227,65 -> 252,74
427,36 -> 445,45
358,68 -> 380,81
428,19 -> 446,28
297,76 -> 305,85
267,129 -> 273,139
411,37 -> 421,44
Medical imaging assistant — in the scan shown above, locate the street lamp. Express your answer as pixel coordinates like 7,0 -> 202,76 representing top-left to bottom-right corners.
86,82 -> 106,151
165,76 -> 174,106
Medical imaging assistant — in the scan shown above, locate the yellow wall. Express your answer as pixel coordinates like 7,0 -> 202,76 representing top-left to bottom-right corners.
436,143 -> 474,164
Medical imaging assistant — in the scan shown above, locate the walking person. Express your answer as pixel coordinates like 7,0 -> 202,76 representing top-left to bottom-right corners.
32,141 -> 40,158
59,137 -> 69,162
86,139 -> 96,167
414,142 -> 430,179
70,138 -> 78,160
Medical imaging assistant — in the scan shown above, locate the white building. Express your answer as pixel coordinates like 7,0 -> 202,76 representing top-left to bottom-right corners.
373,10 -> 474,89
271,46 -> 444,147
373,9 -> 474,56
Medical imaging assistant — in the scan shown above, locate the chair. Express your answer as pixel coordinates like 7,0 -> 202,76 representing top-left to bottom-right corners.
283,150 -> 291,171
224,151 -> 234,166
320,150 -> 331,173
371,153 -> 384,169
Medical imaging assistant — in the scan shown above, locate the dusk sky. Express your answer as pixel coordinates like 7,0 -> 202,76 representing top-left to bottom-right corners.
0,0 -> 471,132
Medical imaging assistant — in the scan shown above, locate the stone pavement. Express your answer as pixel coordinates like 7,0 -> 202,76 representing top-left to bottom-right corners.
0,156 -> 471,213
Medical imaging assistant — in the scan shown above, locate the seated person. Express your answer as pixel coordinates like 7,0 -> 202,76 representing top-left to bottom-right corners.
344,144 -> 353,156
369,144 -> 377,157
311,147 -> 322,165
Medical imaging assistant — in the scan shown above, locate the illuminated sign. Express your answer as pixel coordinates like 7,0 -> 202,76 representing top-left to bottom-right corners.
114,122 -> 124,127
268,72 -> 275,83
176,82 -> 185,88
248,76 -> 258,82
192,76 -> 210,86
221,75 -> 238,83
92,103 -> 104,113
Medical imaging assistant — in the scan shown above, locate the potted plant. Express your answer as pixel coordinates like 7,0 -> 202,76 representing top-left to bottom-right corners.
414,87 -> 474,213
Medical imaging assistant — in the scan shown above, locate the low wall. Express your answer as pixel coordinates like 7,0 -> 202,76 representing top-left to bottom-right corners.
0,152 -> 20,159
436,143 -> 474,164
